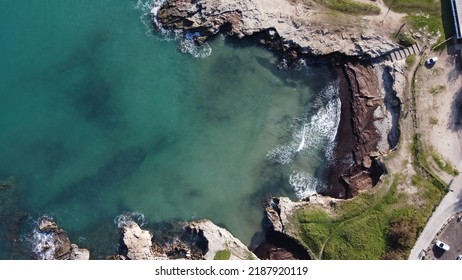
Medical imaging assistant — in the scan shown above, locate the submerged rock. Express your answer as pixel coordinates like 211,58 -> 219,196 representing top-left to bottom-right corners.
33,217 -> 90,260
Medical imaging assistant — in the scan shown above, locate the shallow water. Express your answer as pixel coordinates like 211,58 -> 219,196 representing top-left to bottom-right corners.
0,0 -> 338,258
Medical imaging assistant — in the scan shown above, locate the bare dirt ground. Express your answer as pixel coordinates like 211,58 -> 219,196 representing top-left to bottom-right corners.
417,45 -> 462,178
408,42 -> 462,259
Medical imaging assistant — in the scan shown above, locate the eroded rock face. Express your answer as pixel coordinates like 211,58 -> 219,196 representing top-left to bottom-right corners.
33,217 -> 90,260
185,219 -> 259,260
338,62 -> 387,196
261,196 -> 332,259
264,196 -> 329,234
157,0 -> 399,58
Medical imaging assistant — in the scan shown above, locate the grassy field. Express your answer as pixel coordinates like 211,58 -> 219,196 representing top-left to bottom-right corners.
290,173 -> 445,259
313,0 -> 381,15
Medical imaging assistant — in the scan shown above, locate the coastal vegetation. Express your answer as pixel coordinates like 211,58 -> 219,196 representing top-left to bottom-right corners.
405,54 -> 416,68
384,0 -> 444,49
316,0 -> 381,15
290,173 -> 444,259
213,250 -> 231,260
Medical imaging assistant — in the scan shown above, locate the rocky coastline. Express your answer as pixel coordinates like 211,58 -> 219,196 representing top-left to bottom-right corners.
154,0 -> 405,258
156,0 -> 403,199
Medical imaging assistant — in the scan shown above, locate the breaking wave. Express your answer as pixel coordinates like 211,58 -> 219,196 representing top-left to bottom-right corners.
114,211 -> 147,228
136,0 -> 212,58
267,82 -> 341,198
26,215 -> 57,260
289,171 -> 323,198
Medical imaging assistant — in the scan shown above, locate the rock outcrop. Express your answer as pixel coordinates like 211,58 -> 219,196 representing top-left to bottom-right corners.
332,62 -> 389,197
258,195 -> 333,259
112,219 -> 175,260
157,0 -> 399,58
111,217 -> 254,260
265,196 -> 332,234
185,219 -> 258,260
118,221 -> 168,260
33,217 -> 90,260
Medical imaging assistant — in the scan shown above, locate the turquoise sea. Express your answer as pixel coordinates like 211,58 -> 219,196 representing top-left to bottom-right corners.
0,0 -> 339,259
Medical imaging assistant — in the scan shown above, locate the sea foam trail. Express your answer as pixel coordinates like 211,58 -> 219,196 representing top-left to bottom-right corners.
267,82 -> 341,198
114,212 -> 146,228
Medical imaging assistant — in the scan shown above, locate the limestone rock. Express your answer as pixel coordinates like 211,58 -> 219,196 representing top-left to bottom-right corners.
120,221 -> 168,260
156,0 -> 399,58
70,244 -> 90,260
185,219 -> 258,260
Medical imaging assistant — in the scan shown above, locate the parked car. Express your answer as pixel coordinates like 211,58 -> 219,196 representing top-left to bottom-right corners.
426,57 -> 438,65
435,240 -> 450,251
457,255 -> 462,260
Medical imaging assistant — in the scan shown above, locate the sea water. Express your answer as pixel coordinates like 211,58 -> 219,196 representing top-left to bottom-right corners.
0,0 -> 339,259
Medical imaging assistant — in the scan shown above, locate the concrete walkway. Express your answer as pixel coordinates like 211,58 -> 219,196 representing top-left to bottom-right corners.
408,175 -> 462,259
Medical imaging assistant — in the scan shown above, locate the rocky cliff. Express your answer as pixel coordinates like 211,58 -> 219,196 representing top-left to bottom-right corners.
157,0 -> 399,58
110,217 -> 257,260
185,219 -> 258,260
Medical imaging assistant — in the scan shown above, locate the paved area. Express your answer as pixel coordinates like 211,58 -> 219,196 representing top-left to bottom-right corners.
426,213 -> 462,260
409,181 -> 462,259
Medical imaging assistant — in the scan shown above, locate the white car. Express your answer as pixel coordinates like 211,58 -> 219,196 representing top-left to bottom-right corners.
435,240 -> 450,251
457,255 -> 462,260
426,57 -> 438,65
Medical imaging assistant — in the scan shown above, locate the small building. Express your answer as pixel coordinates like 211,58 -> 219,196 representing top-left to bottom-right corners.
451,0 -> 462,39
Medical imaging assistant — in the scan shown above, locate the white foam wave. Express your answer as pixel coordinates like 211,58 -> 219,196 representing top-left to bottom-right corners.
28,215 -> 57,260
135,0 -> 212,58
31,229 -> 56,260
114,212 -> 146,228
267,82 -> 340,196
179,36 -> 213,58
289,171 -> 321,199
267,82 -> 340,165
136,0 -> 176,39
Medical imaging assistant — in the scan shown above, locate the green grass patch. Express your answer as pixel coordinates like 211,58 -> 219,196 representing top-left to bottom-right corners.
213,250 -> 231,260
398,32 -> 416,47
406,15 -> 443,35
405,54 -> 416,68
323,214 -> 386,259
411,133 -> 448,192
384,0 -> 444,48
383,0 -> 440,15
316,0 -> 381,15
429,147 -> 460,176
291,173 -> 444,259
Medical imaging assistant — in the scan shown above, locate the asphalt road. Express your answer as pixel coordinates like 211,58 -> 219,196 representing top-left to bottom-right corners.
408,175 -> 462,259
